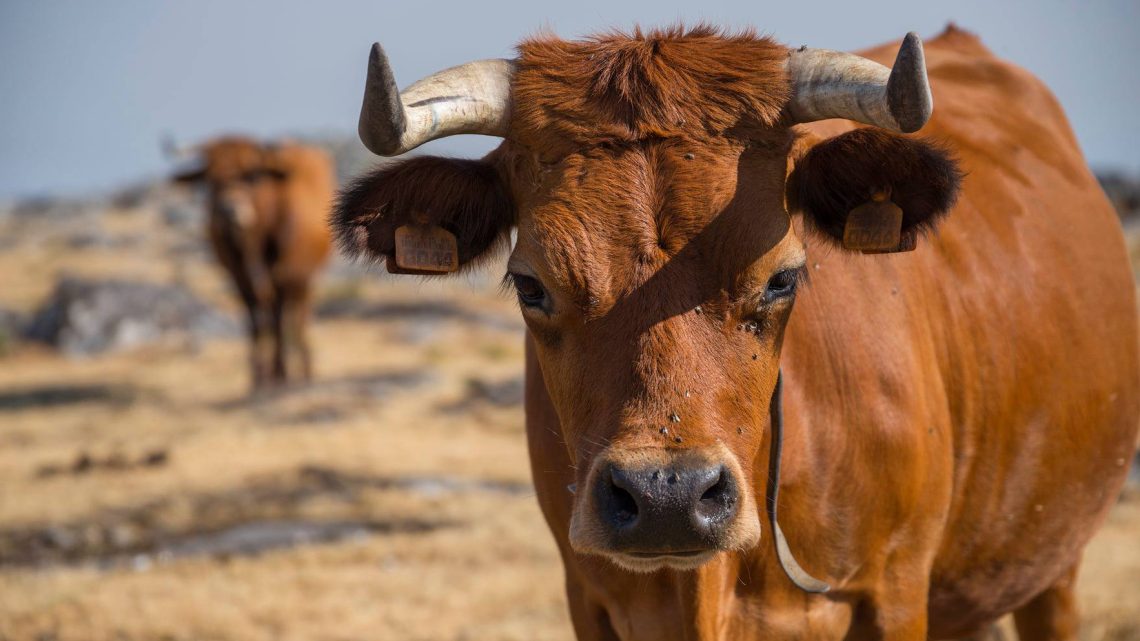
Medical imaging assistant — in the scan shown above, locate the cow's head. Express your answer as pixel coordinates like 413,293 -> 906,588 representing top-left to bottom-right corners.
170,137 -> 289,228
336,27 -> 960,574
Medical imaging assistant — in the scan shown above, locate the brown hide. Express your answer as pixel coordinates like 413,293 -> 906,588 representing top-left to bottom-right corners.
523,27 -> 1137,640
336,25 -> 1139,641
177,137 -> 333,389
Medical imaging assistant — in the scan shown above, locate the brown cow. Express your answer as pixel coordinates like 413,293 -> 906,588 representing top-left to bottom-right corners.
335,25 -> 1139,640
173,137 -> 333,390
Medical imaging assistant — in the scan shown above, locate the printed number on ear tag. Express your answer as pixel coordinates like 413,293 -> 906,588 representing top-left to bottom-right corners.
843,191 -> 912,254
388,224 -> 459,275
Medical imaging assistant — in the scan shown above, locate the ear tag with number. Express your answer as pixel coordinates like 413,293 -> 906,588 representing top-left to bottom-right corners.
388,216 -> 459,275
843,189 -> 913,254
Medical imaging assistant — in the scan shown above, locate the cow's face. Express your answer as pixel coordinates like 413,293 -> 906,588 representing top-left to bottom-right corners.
504,130 -> 804,569
172,138 -> 287,229
336,29 -> 961,572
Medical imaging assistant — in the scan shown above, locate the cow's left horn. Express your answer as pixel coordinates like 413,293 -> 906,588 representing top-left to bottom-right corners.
785,32 -> 932,133
358,43 -> 515,156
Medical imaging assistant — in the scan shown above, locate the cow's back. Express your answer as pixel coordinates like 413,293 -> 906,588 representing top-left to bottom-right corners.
783,26 -> 1138,636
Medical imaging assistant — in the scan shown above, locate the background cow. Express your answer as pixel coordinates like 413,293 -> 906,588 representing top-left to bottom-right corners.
334,25 -> 1139,641
173,137 -> 333,390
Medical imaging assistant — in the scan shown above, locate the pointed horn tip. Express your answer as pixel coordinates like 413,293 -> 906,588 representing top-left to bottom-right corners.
887,32 -> 933,133
359,41 -> 408,156
367,42 -> 392,76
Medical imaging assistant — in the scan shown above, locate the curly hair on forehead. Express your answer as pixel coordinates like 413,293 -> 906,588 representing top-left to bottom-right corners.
510,24 -> 792,146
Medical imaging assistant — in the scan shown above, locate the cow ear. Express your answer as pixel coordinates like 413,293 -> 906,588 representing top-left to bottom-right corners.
786,129 -> 962,250
334,156 -> 516,273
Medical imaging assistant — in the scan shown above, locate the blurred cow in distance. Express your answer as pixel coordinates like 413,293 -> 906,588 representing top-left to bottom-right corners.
169,137 -> 333,391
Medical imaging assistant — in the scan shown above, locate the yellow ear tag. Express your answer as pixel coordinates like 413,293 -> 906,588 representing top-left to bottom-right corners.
843,189 -> 912,254
388,216 -> 459,275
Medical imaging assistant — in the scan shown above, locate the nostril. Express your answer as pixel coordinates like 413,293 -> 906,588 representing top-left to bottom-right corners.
695,467 -> 738,524
699,469 -> 730,502
608,481 -> 639,524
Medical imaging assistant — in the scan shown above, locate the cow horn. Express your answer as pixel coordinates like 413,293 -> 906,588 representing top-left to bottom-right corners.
358,43 -> 515,156
785,32 -> 932,133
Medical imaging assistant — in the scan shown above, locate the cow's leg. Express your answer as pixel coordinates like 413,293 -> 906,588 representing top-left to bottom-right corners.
213,228 -> 272,392
1011,564 -> 1080,641
240,237 -> 284,387
231,268 -> 273,392
278,280 -> 314,383
271,278 -> 312,378
270,286 -> 288,384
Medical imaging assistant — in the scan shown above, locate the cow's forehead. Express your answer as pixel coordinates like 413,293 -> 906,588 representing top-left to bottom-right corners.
512,138 -> 798,313
201,139 -> 263,177
508,26 -> 791,154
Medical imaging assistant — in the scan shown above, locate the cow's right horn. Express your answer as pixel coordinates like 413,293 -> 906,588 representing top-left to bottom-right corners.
358,43 -> 515,156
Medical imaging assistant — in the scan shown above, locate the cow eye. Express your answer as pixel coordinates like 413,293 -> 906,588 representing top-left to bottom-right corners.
764,268 -> 802,302
510,273 -> 548,309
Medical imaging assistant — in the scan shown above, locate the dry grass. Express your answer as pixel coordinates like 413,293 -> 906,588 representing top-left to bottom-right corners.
0,209 -> 1137,641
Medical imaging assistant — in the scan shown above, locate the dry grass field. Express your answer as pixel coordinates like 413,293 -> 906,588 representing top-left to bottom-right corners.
0,196 -> 1138,641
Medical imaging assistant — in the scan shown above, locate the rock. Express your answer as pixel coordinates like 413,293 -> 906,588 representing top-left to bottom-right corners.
8,196 -> 102,222
108,181 -> 160,211
26,277 -> 238,355
161,202 -> 201,229
43,526 -> 79,551
64,230 -> 142,250
1097,171 -> 1140,222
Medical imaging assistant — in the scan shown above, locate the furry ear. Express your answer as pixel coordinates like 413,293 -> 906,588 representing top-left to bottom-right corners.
786,129 -> 963,248
334,156 -> 516,272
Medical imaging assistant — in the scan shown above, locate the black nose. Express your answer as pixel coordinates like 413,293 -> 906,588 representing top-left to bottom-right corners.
595,462 -> 739,553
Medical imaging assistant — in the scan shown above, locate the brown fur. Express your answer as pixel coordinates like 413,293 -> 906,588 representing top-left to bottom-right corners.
512,25 -> 789,154
175,137 -> 333,391
336,25 -> 1139,641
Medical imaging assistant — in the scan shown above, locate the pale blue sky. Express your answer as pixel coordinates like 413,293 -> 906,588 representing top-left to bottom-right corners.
1,0 -> 1137,200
